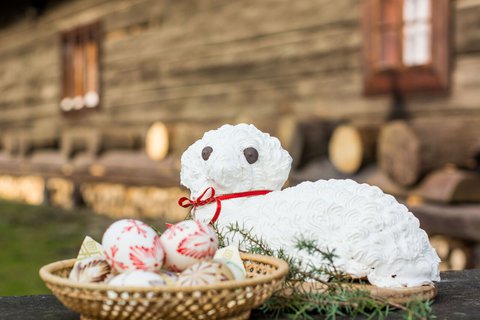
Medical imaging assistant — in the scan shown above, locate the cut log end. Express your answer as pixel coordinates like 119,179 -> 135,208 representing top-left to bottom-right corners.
277,115 -> 302,169
378,121 -> 421,186
328,124 -> 378,174
328,125 -> 363,174
145,122 -> 170,161
450,248 -> 469,271
429,235 -> 450,260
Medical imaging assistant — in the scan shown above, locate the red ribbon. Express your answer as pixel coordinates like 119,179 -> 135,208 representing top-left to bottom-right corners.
178,187 -> 272,224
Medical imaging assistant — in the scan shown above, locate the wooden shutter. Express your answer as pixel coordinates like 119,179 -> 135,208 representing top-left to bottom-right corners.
362,0 -> 451,96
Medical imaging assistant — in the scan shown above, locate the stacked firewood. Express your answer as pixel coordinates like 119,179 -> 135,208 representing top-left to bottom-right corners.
288,117 -> 480,202
81,182 -> 189,223
0,122 -> 194,224
286,117 -> 480,271
45,178 -> 75,210
0,175 -> 44,205
429,235 -> 475,271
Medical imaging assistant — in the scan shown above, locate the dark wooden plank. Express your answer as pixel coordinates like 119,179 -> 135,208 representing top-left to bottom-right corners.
430,269 -> 480,319
0,295 -> 78,320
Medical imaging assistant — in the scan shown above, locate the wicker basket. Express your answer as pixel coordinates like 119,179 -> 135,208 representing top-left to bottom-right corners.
39,253 -> 289,320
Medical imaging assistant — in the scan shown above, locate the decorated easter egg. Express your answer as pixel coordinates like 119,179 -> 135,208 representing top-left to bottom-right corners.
69,257 -> 111,283
102,219 -> 165,273
105,271 -> 166,305
177,260 -> 234,286
160,220 -> 218,272
108,270 -> 167,287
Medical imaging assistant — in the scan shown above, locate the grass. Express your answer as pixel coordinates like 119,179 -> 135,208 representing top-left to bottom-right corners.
0,200 -> 165,296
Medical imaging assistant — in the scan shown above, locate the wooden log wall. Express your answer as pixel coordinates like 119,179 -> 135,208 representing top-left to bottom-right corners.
0,1 -> 380,137
0,0 -> 479,156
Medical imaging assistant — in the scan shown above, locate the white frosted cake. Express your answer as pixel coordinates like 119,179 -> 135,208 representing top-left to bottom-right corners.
179,123 -> 440,288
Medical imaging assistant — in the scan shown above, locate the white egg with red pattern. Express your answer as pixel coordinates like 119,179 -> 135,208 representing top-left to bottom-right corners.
160,220 -> 218,272
102,219 -> 164,273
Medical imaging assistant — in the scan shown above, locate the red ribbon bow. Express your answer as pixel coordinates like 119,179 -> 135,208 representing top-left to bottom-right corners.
178,187 -> 272,224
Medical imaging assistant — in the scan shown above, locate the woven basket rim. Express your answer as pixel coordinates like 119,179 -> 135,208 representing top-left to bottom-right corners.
39,252 -> 289,292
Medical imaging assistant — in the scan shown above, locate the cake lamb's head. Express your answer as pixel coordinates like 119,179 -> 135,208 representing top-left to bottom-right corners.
180,124 -> 292,197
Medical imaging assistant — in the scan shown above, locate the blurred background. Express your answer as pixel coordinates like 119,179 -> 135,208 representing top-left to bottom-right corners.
1,0 -> 479,295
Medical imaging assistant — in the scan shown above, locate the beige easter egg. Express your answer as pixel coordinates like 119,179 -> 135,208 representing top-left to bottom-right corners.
69,257 -> 111,283
177,260 -> 234,287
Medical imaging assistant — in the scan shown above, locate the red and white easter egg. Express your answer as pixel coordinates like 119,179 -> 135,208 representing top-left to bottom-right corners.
160,220 -> 218,272
102,219 -> 164,273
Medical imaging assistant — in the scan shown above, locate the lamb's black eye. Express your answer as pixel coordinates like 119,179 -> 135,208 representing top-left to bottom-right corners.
243,147 -> 258,164
202,146 -> 213,160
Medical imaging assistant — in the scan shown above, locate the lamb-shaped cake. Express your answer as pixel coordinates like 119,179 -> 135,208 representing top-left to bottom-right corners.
180,123 -> 440,288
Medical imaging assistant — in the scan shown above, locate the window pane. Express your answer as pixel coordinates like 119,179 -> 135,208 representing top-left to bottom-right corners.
416,0 -> 430,20
403,23 -> 431,66
85,37 -> 99,108
404,0 -> 430,22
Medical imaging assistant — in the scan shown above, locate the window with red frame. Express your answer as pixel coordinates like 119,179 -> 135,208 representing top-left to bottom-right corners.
362,0 -> 450,95
60,21 -> 101,113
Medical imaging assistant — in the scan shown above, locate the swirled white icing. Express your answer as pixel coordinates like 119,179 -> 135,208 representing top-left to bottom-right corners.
180,124 -> 440,288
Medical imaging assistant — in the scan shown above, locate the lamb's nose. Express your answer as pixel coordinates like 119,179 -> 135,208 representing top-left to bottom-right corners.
206,157 -> 233,178
207,161 -> 225,175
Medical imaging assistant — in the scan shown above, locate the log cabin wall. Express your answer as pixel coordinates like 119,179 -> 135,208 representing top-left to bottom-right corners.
0,0 -> 479,140
0,0 -> 383,140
